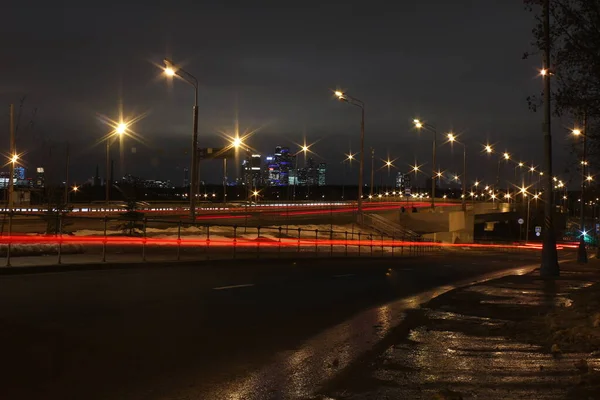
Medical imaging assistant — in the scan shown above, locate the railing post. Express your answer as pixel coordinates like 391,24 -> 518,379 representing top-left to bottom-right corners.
102,215 -> 107,262
233,225 -> 237,259
345,231 -> 348,257
401,233 -> 404,257
297,228 -> 301,254
392,235 -> 395,257
57,213 -> 63,265
177,220 -> 182,261
278,226 -> 282,257
315,229 -> 319,256
370,234 -> 373,256
6,211 -> 12,267
358,232 -> 361,256
381,233 -> 384,256
142,217 -> 147,261
257,226 -> 261,258
206,224 -> 210,260
330,229 -> 333,256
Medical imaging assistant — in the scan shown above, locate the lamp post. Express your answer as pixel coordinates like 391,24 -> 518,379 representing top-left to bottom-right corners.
293,144 -> 309,201
484,144 -> 510,192
573,126 -> 588,263
525,193 -> 540,244
539,0 -> 559,276
105,122 -> 127,207
414,119 -> 437,208
342,152 -> 355,201
383,159 -> 395,195
446,133 -> 467,212
163,58 -> 199,220
71,185 -> 78,203
335,91 -> 365,221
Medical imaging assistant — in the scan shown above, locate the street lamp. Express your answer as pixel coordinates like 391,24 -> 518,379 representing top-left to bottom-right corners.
525,193 -> 540,244
293,143 -> 311,200
341,152 -> 355,201
334,90 -> 365,221
104,121 -> 129,206
446,133 -> 467,211
572,125 -> 589,263
485,144 -> 510,190
70,184 -> 79,203
162,58 -> 199,220
414,118 -> 437,208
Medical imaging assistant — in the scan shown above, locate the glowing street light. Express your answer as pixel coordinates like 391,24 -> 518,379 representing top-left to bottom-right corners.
445,132 -> 467,211
503,152 -> 510,160
334,89 -> 365,218
161,57 -> 200,220
484,144 -> 493,153
116,122 -> 128,135
232,137 -> 243,148
414,118 -> 437,208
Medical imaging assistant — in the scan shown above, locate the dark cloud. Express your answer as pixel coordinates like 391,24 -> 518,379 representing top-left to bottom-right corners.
0,0 -> 568,185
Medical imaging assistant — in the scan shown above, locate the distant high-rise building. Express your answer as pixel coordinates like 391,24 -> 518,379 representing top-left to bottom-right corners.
317,163 -> 326,186
306,157 -> 318,186
396,172 -> 404,189
241,153 -> 263,186
264,146 -> 293,186
14,167 -> 25,180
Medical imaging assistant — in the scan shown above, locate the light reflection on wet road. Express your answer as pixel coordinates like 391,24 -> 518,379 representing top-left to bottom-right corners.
0,252 -> 552,399
324,260 -> 600,400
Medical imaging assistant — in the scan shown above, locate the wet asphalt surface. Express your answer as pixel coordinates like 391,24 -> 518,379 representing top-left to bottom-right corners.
0,250 -> 548,399
322,257 -> 598,400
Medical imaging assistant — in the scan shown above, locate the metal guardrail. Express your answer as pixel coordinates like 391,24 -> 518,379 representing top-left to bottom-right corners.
363,213 -> 421,240
0,212 -> 439,267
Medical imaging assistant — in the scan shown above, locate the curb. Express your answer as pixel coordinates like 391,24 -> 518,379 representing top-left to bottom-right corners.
0,255 -> 421,276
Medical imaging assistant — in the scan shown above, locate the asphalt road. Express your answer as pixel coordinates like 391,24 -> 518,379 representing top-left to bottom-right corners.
0,252 -> 546,399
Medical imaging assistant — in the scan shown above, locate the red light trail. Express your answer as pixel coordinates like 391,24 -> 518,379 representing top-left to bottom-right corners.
0,234 -> 573,251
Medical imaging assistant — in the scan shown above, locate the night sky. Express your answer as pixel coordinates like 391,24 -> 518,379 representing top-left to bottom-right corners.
1,1 -> 573,187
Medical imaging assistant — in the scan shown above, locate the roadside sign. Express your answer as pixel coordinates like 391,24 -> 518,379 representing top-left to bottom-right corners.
404,188 -> 411,196
518,218 -> 524,225
535,226 -> 541,237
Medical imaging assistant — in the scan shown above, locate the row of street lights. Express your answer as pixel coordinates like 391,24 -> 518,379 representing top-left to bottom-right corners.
93,60 -> 586,230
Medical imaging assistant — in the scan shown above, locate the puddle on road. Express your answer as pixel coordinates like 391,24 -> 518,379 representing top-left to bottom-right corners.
324,273 -> 600,400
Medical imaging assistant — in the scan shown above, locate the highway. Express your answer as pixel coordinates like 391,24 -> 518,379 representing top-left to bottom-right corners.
0,251 -> 548,399
0,201 -> 439,234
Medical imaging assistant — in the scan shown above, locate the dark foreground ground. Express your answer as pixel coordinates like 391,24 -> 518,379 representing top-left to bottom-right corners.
322,258 -> 600,400
0,250 -> 546,400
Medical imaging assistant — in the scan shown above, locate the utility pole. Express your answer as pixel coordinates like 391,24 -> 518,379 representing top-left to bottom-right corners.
64,143 -> 70,206
578,110 -> 588,263
8,104 -> 15,211
540,0 -> 560,276
370,148 -> 375,198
